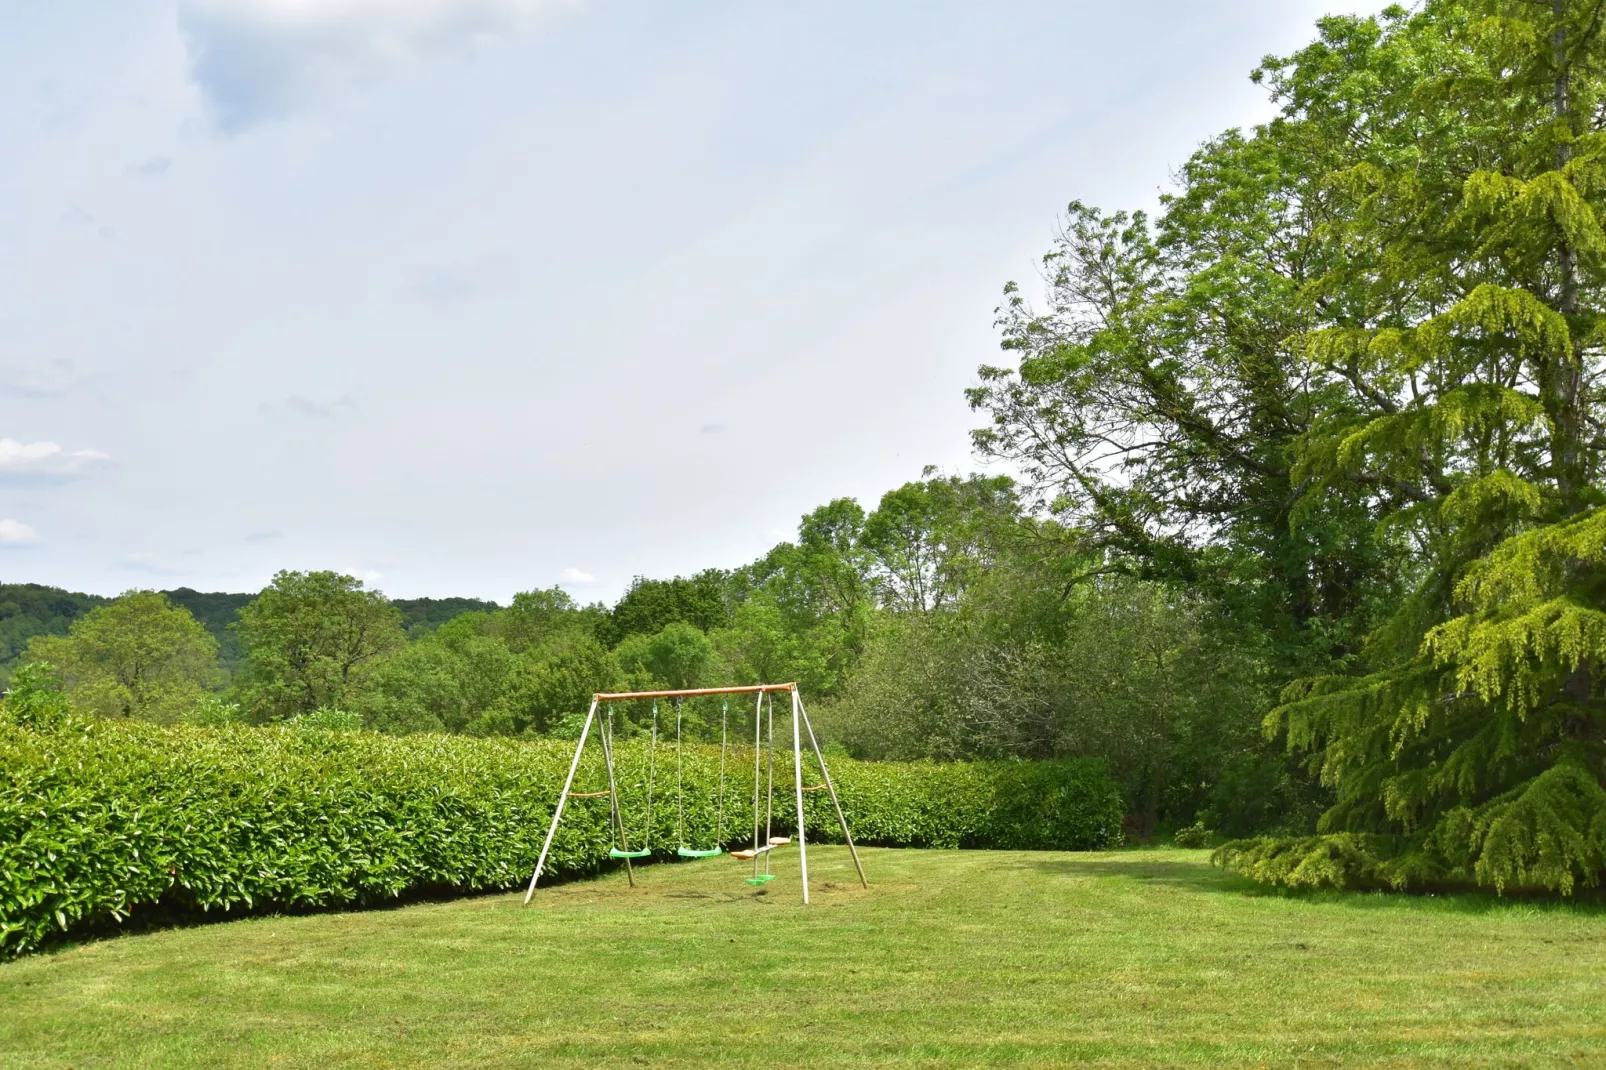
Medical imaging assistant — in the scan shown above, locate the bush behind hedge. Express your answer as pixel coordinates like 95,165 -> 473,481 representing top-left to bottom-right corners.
0,721 -> 1122,957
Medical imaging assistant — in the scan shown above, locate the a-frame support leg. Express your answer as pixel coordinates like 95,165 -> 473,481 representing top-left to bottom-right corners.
797,692 -> 868,889
524,697 -> 599,904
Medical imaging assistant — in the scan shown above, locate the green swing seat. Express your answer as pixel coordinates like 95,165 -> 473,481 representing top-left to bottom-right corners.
676,845 -> 723,859
744,873 -> 776,886
608,847 -> 651,860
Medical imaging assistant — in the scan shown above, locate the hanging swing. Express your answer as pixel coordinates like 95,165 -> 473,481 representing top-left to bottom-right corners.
674,697 -> 726,858
606,701 -> 655,860
732,691 -> 790,882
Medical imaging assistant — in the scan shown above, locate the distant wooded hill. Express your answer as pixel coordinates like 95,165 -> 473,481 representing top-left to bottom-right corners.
0,583 -> 499,682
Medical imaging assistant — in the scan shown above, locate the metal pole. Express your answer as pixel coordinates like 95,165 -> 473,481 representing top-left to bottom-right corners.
791,689 -> 809,905
764,693 -> 775,879
598,705 -> 634,888
796,692 -> 867,889
751,690 -> 763,879
525,697 -> 599,904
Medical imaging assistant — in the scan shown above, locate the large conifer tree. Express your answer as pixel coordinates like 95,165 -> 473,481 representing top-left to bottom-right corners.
1225,0 -> 1606,893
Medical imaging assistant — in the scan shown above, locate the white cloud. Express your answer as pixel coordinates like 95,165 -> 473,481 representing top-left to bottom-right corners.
340,566 -> 384,586
0,519 -> 39,546
178,0 -> 580,130
561,567 -> 595,584
0,439 -> 113,482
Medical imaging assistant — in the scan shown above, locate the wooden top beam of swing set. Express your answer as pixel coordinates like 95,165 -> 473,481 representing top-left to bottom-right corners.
592,683 -> 797,701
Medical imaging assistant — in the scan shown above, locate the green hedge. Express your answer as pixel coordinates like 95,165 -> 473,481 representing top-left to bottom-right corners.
0,721 -> 1122,957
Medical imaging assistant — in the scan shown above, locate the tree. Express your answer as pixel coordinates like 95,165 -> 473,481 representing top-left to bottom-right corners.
504,631 -> 619,735
356,614 -> 517,735
1216,0 -> 1606,894
981,0 -> 1606,891
738,498 -> 877,692
830,575 -> 1278,837
24,590 -> 219,722
615,621 -> 712,691
969,152 -> 1399,681
711,592 -> 835,693
160,588 -> 252,678
489,587 -> 606,653
861,473 -> 1019,614
603,570 -> 734,645
0,583 -> 106,688
234,571 -> 405,721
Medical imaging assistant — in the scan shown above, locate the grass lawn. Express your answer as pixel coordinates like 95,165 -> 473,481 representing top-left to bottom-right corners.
3,847 -> 1605,1068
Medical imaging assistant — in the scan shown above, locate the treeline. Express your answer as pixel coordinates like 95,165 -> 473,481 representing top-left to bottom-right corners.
0,584 -> 498,680
3,470 -> 1299,842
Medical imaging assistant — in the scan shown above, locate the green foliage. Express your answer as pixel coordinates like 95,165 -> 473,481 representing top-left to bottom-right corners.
24,591 -> 220,723
1188,0 -> 1606,894
711,594 -> 835,694
0,584 -> 106,686
1173,821 -> 1216,849
861,473 -> 1019,614
506,631 -> 619,734
356,614 -> 519,735
603,571 -> 734,646
235,571 -> 406,722
291,707 -> 365,731
161,589 -> 253,677
392,596 -> 503,635
958,0 -> 1606,892
830,578 -> 1293,838
187,696 -> 244,727
0,663 -> 77,730
355,599 -> 619,738
615,621 -> 713,691
0,719 -> 1121,958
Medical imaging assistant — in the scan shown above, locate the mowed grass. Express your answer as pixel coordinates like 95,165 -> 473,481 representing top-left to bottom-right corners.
3,848 -> 1606,1068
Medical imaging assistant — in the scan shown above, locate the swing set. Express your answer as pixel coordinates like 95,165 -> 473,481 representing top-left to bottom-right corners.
523,683 -> 866,905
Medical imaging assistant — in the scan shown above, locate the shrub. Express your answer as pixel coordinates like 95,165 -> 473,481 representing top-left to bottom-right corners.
0,720 -> 1121,957
290,707 -> 363,731
1173,821 -> 1214,849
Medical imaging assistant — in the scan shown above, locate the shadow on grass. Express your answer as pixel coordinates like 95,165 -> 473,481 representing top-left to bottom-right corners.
1022,854 -> 1606,917
6,857 -> 660,963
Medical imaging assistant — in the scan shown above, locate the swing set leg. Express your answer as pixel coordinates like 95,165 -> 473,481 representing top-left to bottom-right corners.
797,693 -> 868,890
525,699 -> 599,904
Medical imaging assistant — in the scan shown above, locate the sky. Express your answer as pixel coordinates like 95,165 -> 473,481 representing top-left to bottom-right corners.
1,0 -> 1388,604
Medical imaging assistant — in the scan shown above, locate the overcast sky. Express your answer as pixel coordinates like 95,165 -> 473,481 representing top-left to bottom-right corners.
2,0 -> 1386,603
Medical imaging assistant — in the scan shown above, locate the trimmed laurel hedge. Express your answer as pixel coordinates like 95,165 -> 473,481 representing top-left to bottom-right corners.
0,720 -> 1122,957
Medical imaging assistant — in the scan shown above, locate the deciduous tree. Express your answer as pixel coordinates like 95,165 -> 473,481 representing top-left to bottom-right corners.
235,571 -> 405,721
25,590 -> 218,723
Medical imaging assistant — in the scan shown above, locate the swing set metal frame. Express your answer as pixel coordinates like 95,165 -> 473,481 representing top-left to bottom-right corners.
523,683 -> 867,905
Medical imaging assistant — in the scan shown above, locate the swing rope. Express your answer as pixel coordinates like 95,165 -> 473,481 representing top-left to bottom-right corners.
675,696 -> 724,858
764,691 -> 777,878
739,691 -> 783,882
717,699 -> 728,844
607,700 -> 657,860
675,698 -> 684,848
